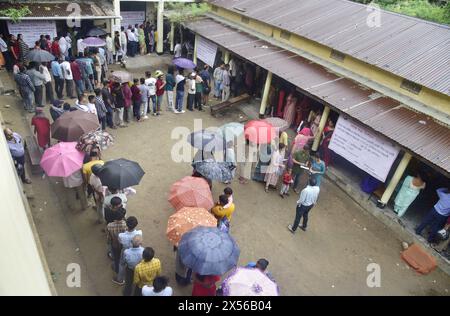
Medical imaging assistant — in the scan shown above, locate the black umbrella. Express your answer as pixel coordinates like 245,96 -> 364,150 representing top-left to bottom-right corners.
98,159 -> 145,189
27,49 -> 55,63
86,27 -> 107,37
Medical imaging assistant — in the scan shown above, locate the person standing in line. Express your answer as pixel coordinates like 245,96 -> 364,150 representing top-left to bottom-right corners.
309,152 -> 326,187
415,187 -> 450,243
138,78 -> 150,120
114,31 -> 121,63
174,70 -> 186,114
116,216 -> 143,284
0,34 -> 12,72
26,62 -> 46,107
138,25 -> 146,55
186,72 -> 196,111
70,57 -> 84,97
287,177 -> 320,233
133,247 -> 161,296
165,65 -> 175,112
51,37 -> 61,59
200,64 -> 211,107
76,37 -> 85,57
221,64 -> 231,102
94,88 -> 108,130
105,33 -> 114,65
51,58 -> 64,99
17,34 -> 29,65
144,71 -> 157,116
155,70 -> 166,116
112,82 -> 126,127
107,207 -> 127,285
131,78 -> 142,122
173,42 -> 182,58
213,63 -> 224,100
126,26 -> 137,57
31,108 -> 51,151
63,168 -> 87,211
291,144 -> 311,194
394,173 -> 426,218
120,27 -> 128,59
142,276 -> 173,296
144,22 -> 152,55
122,235 -> 144,296
194,72 -> 204,111
9,35 -> 19,66
65,32 -> 73,58
60,58 -> 75,99
59,35 -> 68,59
101,81 -> 116,129
89,164 -> 105,224
122,82 -> 133,123
4,128 -> 31,184
14,65 -> 35,112
40,62 -> 54,105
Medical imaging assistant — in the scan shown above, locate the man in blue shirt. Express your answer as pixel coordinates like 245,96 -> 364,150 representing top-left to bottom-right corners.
416,188 -> 450,242
51,59 -> 64,99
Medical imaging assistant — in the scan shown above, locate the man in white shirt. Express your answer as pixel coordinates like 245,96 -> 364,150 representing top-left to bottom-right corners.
120,27 -> 128,59
288,177 -> 320,233
173,42 -> 182,58
105,33 -> 114,64
65,33 -> 73,57
89,164 -> 105,224
119,216 -> 143,250
40,64 -> 54,105
74,94 -> 89,112
126,27 -> 137,57
77,38 -> 86,56
144,71 -> 157,115
60,59 -> 75,98
59,35 -> 68,58
142,276 -> 173,296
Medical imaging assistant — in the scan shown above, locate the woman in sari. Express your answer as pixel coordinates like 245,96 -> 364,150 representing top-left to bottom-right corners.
264,143 -> 286,192
320,119 -> 335,167
138,25 -> 146,55
394,173 -> 426,217
282,90 -> 298,127
292,125 -> 314,153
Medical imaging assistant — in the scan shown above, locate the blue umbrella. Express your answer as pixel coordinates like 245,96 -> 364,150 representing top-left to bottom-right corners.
188,130 -> 225,152
219,122 -> 244,142
192,161 -> 234,182
178,226 -> 240,275
173,58 -> 196,69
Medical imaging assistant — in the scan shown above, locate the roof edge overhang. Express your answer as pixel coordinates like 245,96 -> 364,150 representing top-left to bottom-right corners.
0,16 -> 121,21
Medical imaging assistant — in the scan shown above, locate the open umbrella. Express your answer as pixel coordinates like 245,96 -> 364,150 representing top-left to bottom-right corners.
192,161 -> 234,182
40,142 -> 84,177
51,111 -> 100,142
222,267 -> 279,296
82,37 -> 106,47
98,158 -> 145,189
178,226 -> 240,275
108,71 -> 133,83
244,120 -> 276,144
168,176 -> 214,211
86,27 -> 107,37
188,130 -> 225,152
166,207 -> 217,246
262,117 -> 289,132
76,130 -> 114,152
219,122 -> 244,142
173,58 -> 196,69
27,49 -> 55,63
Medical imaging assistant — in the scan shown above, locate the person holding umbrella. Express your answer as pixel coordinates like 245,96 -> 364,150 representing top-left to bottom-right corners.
192,273 -> 221,296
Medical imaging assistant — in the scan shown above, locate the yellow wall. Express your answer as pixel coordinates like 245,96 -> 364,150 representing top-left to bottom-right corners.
210,5 -> 450,115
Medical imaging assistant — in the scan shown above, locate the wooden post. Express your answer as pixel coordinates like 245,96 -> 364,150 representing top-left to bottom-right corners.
259,71 -> 272,118
312,106 -> 330,151
170,22 -> 175,53
156,0 -> 164,54
380,152 -> 412,205
193,33 -> 198,64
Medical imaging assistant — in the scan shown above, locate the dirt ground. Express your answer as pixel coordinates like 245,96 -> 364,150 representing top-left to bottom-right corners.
2,54 -> 449,296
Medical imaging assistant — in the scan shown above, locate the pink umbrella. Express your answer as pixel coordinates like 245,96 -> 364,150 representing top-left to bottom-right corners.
40,142 -> 85,177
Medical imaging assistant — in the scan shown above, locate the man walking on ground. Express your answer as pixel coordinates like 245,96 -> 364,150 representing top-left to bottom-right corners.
287,177 -> 320,233
416,187 -> 450,243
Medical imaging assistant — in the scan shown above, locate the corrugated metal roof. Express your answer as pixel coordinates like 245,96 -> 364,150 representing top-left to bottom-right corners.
0,1 -> 116,19
187,18 -> 450,175
210,0 -> 450,96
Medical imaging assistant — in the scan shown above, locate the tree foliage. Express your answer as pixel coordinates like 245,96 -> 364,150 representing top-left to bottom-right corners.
352,0 -> 450,25
166,2 -> 210,24
0,6 -> 31,23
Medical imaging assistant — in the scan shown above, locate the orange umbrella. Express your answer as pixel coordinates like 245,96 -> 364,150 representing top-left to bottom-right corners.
168,176 -> 214,211
166,207 -> 217,246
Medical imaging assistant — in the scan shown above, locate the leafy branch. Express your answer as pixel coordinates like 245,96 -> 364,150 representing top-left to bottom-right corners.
0,6 -> 32,23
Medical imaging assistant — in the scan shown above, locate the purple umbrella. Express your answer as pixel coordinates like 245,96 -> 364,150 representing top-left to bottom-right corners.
82,37 -> 106,47
173,58 -> 196,69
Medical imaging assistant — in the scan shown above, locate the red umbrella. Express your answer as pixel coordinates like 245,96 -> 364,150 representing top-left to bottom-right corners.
244,120 -> 276,144
168,176 -> 214,211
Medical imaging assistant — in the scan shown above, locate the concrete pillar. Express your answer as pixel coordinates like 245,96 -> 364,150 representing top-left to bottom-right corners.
224,50 -> 230,64
379,152 -> 412,205
193,33 -> 198,64
259,71 -> 272,118
112,0 -> 121,35
156,0 -> 164,54
170,22 -> 175,53
312,106 -> 331,151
